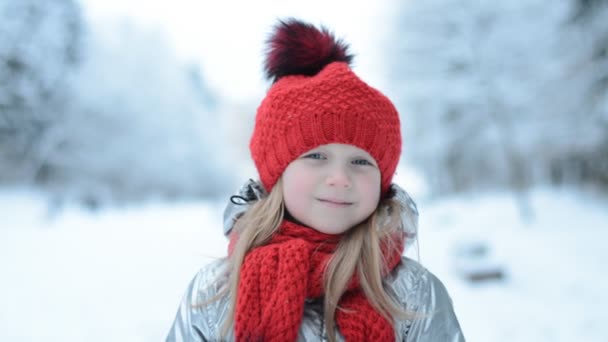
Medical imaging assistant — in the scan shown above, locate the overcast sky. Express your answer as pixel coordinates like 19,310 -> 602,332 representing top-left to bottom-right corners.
81,0 -> 399,101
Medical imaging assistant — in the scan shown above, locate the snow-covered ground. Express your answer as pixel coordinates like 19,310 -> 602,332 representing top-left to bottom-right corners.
1,187 -> 607,341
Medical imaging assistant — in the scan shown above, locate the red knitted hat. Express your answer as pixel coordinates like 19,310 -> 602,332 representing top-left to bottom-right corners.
250,19 -> 402,195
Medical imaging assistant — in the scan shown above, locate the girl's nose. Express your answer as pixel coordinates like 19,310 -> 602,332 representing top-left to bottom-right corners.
325,167 -> 351,188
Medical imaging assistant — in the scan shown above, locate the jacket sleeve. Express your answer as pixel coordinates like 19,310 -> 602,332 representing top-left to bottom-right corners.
166,261 -> 229,342
406,270 -> 466,342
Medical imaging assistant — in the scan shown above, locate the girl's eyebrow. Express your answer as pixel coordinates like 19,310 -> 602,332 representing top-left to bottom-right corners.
351,153 -> 369,158
351,153 -> 374,160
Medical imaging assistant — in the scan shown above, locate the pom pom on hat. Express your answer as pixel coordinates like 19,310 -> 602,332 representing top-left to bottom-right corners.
264,18 -> 354,83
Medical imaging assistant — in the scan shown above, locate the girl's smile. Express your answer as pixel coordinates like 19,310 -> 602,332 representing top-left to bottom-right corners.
316,198 -> 354,207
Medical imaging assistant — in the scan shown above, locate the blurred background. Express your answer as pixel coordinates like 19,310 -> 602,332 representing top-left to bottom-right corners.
1,0 -> 607,341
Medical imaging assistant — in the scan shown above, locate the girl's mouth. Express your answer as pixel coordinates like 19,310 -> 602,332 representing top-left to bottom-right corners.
317,198 -> 353,207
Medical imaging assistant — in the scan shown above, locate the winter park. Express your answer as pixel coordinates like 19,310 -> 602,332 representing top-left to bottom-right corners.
1,0 -> 608,341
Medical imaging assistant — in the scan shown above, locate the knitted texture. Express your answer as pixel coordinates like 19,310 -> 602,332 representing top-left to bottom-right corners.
232,220 -> 404,341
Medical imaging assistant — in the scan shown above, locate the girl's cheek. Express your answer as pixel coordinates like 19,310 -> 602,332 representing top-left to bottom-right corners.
359,171 -> 381,186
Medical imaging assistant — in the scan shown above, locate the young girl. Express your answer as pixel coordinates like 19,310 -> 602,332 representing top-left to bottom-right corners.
167,18 -> 465,341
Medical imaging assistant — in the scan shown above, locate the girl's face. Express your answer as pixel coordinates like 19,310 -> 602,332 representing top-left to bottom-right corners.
281,143 -> 381,234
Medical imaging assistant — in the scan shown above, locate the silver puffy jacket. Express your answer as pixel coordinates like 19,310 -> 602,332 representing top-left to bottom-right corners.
167,181 -> 465,341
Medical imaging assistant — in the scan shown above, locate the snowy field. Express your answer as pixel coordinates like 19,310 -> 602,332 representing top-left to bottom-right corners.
1,187 -> 607,341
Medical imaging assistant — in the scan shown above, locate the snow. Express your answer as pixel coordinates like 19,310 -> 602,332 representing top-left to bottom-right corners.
414,189 -> 608,341
0,192 -> 225,342
1,187 -> 607,341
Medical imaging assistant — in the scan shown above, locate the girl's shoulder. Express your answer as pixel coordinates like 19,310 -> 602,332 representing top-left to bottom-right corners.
166,259 -> 231,341
187,258 -> 230,303
192,258 -> 228,283
386,257 -> 465,341
385,256 -> 453,310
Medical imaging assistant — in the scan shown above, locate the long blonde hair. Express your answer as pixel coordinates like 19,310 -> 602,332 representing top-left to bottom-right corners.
217,178 -> 416,341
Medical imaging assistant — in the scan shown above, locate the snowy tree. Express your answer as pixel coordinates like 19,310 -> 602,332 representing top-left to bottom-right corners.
550,0 -> 608,188
388,0 -> 608,195
0,0 -> 83,184
1,3 -> 234,206
44,19 -> 234,206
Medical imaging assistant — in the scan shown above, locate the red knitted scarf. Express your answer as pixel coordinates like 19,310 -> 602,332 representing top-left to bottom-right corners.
231,220 -> 404,341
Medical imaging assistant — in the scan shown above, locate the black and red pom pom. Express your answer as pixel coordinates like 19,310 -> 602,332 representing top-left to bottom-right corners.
264,18 -> 354,83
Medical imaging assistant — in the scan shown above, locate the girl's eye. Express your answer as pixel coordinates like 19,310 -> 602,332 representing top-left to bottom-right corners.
352,159 -> 373,166
303,153 -> 324,160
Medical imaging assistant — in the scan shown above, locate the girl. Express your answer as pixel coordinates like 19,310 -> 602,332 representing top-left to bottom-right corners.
167,18 -> 465,341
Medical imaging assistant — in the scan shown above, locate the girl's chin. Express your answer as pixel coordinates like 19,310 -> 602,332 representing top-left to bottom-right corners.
308,223 -> 353,235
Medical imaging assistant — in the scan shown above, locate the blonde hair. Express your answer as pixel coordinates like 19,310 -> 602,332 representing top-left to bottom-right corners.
216,178 -> 416,341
